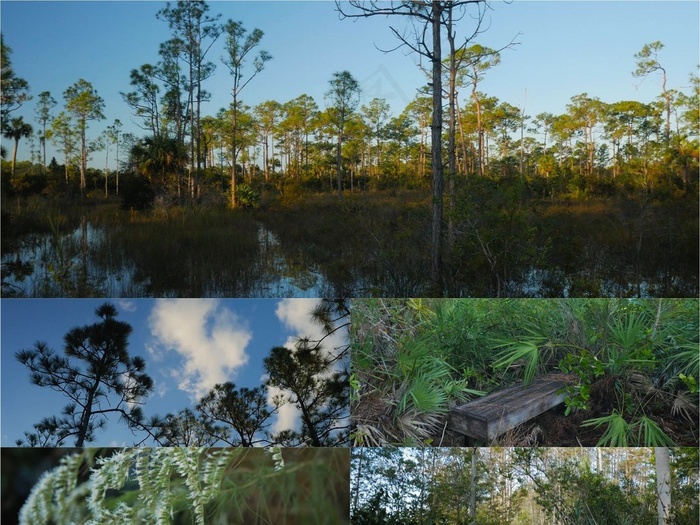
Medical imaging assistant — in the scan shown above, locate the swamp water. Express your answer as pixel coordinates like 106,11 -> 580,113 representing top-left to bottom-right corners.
1,219 -> 337,298
2,218 -> 696,298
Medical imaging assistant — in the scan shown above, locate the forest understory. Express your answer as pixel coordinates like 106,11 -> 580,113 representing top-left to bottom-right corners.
350,298 -> 699,448
351,447 -> 699,525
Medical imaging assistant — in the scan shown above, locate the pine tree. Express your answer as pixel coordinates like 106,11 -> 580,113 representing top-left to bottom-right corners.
15,303 -> 154,447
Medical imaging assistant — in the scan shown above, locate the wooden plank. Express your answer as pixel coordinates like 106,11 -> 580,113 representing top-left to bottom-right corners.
449,373 -> 576,442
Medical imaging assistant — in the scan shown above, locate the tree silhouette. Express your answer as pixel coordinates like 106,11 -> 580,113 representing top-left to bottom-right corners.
633,41 -> 671,147
34,91 -> 57,174
130,134 -> 188,193
265,342 -> 349,447
264,299 -> 350,447
196,382 -> 276,446
15,303 -> 154,447
221,19 -> 271,207
157,0 -> 223,198
337,1 -> 488,286
1,35 -> 31,123
156,408 -> 223,446
63,79 -> 105,194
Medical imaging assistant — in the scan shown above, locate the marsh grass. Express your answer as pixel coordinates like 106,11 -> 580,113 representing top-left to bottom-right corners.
102,206 -> 263,296
531,198 -> 699,296
258,191 -> 432,296
14,447 -> 349,525
2,191 -> 697,297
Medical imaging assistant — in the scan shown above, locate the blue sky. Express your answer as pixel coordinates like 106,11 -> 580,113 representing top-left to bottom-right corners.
1,1 -> 697,168
1,298 -> 349,446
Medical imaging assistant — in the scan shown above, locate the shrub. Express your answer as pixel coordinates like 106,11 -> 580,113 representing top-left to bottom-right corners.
120,174 -> 155,211
236,183 -> 260,209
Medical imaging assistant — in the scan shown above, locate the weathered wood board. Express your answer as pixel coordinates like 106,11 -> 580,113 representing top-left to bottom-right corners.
449,373 -> 576,442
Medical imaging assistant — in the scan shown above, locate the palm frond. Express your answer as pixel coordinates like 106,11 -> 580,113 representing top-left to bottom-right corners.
634,415 -> 676,447
608,311 -> 648,353
668,343 -> 700,380
405,376 -> 448,414
492,340 -> 542,384
671,392 -> 699,423
582,411 -> 631,447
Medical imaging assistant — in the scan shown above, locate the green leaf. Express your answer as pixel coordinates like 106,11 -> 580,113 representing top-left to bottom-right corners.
635,416 -> 676,447
679,373 -> 698,394
492,340 -> 541,384
406,376 -> 448,413
671,344 -> 700,380
582,411 -> 630,447
609,311 -> 648,353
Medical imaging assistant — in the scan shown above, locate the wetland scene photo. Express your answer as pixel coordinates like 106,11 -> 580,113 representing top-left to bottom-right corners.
1,3 -> 699,525
1,0 -> 698,298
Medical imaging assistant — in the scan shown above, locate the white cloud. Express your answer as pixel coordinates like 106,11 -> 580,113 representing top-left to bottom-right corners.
275,299 -> 349,356
145,342 -> 164,362
156,380 -> 168,399
268,299 -> 319,435
116,299 -> 137,312
148,299 -> 251,401
119,371 -> 141,410
266,383 -> 300,435
275,298 -> 320,349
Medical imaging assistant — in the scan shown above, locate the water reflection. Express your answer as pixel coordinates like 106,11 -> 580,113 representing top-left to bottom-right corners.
1,222 -> 336,298
1,220 -> 696,298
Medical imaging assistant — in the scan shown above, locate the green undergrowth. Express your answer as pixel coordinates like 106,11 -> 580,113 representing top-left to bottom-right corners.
350,298 -> 699,446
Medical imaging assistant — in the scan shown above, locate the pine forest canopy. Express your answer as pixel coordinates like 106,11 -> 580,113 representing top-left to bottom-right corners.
1,0 -> 696,201
0,0 -> 696,177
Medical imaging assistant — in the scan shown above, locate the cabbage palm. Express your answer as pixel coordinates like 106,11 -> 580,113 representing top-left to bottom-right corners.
130,134 -> 188,194
3,115 -> 33,177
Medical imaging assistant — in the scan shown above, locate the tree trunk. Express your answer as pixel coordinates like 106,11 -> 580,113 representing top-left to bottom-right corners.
336,135 -> 343,197
474,87 -> 484,177
655,447 -> 671,525
115,137 -> 120,195
470,447 -> 477,525
420,118 -> 427,180
430,0 -> 444,287
41,124 -> 47,174
446,5 -> 457,252
11,137 -> 18,178
104,147 -> 109,197
352,449 -> 363,514
456,97 -> 469,174
519,101 -> 525,180
662,69 -> 670,147
231,96 -> 238,208
262,131 -> 269,182
80,121 -> 87,196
